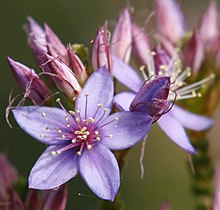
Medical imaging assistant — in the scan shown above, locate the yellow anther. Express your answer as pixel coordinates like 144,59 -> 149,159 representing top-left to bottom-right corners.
71,138 -> 76,143
85,93 -> 89,96
45,127 -> 49,131
104,108 -> 108,112
109,134 -> 113,138
97,104 -> 102,108
51,151 -> 56,156
40,134 -> 44,138
56,98 -> 61,103
95,131 -> 99,135
57,129 -> 61,133
114,117 -> 119,121
72,96 -> 77,101
82,135 -> 87,139
65,116 -> 69,121
76,109 -> 81,113
74,130 -> 81,134
87,145 -> 92,150
85,131 -> 90,135
89,117 -> 95,123
197,93 -> 202,97
67,122 -> 71,127
42,112 -> 46,117
56,150 -> 61,155
69,110 -> 75,116
62,134 -> 65,139
83,119 -> 89,125
96,137 -> 101,141
77,151 -> 81,156
75,117 -> 80,123
139,65 -> 145,71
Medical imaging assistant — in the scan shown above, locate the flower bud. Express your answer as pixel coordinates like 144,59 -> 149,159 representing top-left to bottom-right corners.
67,46 -> 88,85
26,185 -> 67,210
155,0 -> 185,43
183,31 -> 204,74
26,17 -> 48,65
92,27 -> 112,72
199,2 -> 218,45
44,24 -> 69,65
43,54 -> 81,99
111,7 -> 132,63
8,57 -> 49,104
132,23 -> 150,66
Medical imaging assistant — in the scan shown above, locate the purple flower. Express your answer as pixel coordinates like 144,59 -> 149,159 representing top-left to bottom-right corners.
7,57 -> 49,104
12,66 -> 152,201
113,52 -> 213,154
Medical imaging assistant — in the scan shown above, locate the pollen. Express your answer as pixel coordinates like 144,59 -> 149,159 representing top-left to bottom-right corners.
65,116 -> 69,121
76,151 -> 81,156
97,104 -> 102,108
40,134 -> 44,138
41,112 -> 46,117
89,117 -> 95,123
57,129 -> 61,133
87,145 -> 92,150
71,138 -> 76,143
62,134 -> 65,139
51,151 -> 56,156
69,110 -> 75,116
109,134 -> 113,138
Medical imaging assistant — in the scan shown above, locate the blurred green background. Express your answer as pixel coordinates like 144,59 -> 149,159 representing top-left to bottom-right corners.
0,0 -> 218,209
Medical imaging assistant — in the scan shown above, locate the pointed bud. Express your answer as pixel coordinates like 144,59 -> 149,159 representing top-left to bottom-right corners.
132,23 -> 150,65
130,76 -> 170,119
26,185 -> 67,210
153,48 -> 171,75
183,31 -> 204,74
43,54 -> 81,99
199,2 -> 218,44
7,57 -> 49,104
92,27 -> 112,72
111,7 -> 132,63
67,46 -> 88,85
26,17 -> 48,65
156,0 -> 185,43
44,24 -> 69,65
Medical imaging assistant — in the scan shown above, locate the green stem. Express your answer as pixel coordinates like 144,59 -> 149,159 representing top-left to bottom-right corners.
189,132 -> 214,210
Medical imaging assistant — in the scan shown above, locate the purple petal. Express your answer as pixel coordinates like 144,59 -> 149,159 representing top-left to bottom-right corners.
75,66 -> 113,121
29,145 -> 78,189
114,92 -> 136,111
12,106 -> 75,145
100,111 -> 152,150
112,56 -> 143,92
130,77 -> 170,113
156,0 -> 185,43
79,144 -> 119,201
158,113 -> 196,154
170,105 -> 213,131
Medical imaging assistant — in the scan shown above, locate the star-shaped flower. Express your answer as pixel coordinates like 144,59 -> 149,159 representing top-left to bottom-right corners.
12,66 -> 152,201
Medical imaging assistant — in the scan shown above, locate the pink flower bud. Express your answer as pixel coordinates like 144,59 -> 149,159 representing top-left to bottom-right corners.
26,17 -> 48,65
8,57 -> 49,104
43,54 -> 81,99
44,24 -> 69,65
156,0 -> 185,43
67,46 -> 88,84
132,23 -> 150,65
26,185 -> 67,210
111,7 -> 132,63
199,2 -> 218,45
183,31 -> 204,74
92,27 -> 112,72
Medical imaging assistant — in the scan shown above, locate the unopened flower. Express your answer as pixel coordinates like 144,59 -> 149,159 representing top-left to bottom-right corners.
26,185 -> 67,210
113,50 -> 213,153
7,57 -> 49,104
155,0 -> 185,43
111,7 -> 132,63
132,23 -> 150,66
12,66 -> 152,201
43,54 -> 81,99
92,27 -> 112,72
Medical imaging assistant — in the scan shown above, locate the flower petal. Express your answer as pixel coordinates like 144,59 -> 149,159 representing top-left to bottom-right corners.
100,111 -> 152,150
29,145 -> 78,189
170,105 -> 213,131
158,113 -> 196,154
114,91 -> 136,111
112,56 -> 143,92
12,106 -> 75,145
79,144 -> 119,201
75,66 -> 113,120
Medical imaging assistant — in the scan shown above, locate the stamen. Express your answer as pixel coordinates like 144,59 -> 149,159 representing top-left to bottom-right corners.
139,65 -> 148,81
62,134 -> 65,139
69,110 -> 75,116
71,138 -> 76,143
109,134 -> 113,138
85,93 -> 89,119
51,151 -> 56,156
65,116 -> 69,121
89,117 -> 95,123
41,112 -> 46,117
40,134 -> 44,138
45,127 -> 49,131
93,104 -> 102,118
87,144 -> 92,150
57,129 -> 61,133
